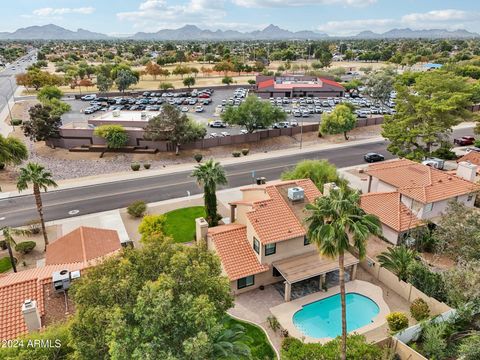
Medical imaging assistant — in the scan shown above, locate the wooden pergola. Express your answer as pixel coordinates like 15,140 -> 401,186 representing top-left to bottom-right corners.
273,251 -> 359,301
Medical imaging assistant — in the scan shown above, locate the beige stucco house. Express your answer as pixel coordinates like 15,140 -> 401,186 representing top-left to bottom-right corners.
196,179 -> 359,301
360,159 -> 480,245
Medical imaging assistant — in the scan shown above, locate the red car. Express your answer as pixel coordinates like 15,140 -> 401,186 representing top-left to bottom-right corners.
454,136 -> 475,146
198,93 -> 210,99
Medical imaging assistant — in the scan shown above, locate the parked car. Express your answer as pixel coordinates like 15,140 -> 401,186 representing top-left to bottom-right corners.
454,136 -> 475,146
195,106 -> 204,113
81,94 -> 97,101
273,122 -> 290,129
210,132 -> 219,138
221,132 -> 230,137
209,120 -> 227,128
240,129 -> 248,134
181,106 -> 189,112
364,153 -> 385,163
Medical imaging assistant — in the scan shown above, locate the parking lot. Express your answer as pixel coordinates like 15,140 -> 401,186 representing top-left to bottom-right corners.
61,86 -> 396,138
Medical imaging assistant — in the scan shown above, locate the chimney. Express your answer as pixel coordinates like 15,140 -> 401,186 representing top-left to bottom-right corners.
323,182 -> 339,197
195,217 -> 209,245
456,161 -> 477,182
21,299 -> 41,333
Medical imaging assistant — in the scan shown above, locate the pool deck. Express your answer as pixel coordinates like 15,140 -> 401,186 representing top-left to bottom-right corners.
269,280 -> 390,344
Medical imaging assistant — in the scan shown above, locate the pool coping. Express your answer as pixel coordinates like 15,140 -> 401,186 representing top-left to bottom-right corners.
269,280 -> 390,343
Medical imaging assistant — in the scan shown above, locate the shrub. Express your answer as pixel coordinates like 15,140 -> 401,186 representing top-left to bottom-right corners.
267,315 -> 280,332
458,334 -> 480,360
94,125 -> 128,149
0,240 -> 6,250
10,119 -> 22,126
232,151 -> 241,157
15,241 -> 36,254
422,322 -> 448,360
241,148 -> 249,156
131,163 -> 140,171
386,312 -> 409,333
143,163 -> 151,169
475,139 -> 480,148
281,335 -> 382,360
127,200 -> 147,218
27,219 -> 42,234
407,261 -> 447,302
410,298 -> 430,321
193,153 -> 203,163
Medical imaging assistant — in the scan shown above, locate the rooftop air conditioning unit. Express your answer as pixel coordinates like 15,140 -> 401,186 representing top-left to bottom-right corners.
287,187 -> 305,202
52,269 -> 80,293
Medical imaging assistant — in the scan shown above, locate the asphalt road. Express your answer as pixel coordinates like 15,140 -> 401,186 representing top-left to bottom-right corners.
0,50 -> 37,112
0,125 -> 474,227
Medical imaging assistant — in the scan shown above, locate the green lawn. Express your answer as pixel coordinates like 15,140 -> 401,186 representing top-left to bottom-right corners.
0,257 -> 12,273
224,316 -> 276,360
163,206 -> 206,243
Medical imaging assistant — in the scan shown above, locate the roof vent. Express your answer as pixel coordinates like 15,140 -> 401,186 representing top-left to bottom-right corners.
287,187 -> 305,202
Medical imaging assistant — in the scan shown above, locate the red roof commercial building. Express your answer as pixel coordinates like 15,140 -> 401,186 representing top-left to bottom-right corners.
255,75 -> 345,98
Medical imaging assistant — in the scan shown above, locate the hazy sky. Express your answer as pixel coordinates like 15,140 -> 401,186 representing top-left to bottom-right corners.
4,0 -> 480,35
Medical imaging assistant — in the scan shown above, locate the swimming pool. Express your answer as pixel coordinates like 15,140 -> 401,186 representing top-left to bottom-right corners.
292,292 -> 380,338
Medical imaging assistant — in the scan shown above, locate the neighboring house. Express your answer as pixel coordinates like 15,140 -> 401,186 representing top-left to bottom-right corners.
46,226 -> 122,265
196,179 -> 359,301
457,152 -> 480,174
0,226 -> 123,340
361,159 -> 479,244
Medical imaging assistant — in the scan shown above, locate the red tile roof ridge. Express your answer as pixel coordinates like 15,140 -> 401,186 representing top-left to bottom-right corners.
207,223 -> 246,235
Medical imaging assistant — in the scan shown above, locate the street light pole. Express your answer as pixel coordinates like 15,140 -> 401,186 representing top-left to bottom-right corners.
1,94 -> 14,130
7,77 -> 16,102
300,118 -> 304,149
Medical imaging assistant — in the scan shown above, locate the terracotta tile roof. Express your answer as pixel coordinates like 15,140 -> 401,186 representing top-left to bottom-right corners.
360,192 -> 423,232
246,179 -> 321,244
457,152 -> 480,171
0,262 -> 87,341
46,226 -> 121,265
366,159 -> 479,204
208,224 -> 268,281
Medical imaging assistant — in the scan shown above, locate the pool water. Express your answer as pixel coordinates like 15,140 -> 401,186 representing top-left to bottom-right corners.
292,293 -> 379,338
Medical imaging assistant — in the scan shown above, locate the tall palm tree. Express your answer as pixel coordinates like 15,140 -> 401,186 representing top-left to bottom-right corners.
0,135 -> 28,169
0,227 -> 28,273
377,246 -> 417,282
16,163 -> 57,251
305,187 -> 381,360
191,159 -> 227,226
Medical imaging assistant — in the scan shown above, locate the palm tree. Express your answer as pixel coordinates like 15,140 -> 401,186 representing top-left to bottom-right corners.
16,163 -> 57,251
0,135 -> 28,169
305,187 -> 381,360
377,246 -> 417,282
213,323 -> 252,359
0,227 -> 28,273
191,159 -> 227,227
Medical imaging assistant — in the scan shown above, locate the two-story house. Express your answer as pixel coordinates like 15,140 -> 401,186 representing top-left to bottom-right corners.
196,179 -> 359,301
360,159 -> 480,245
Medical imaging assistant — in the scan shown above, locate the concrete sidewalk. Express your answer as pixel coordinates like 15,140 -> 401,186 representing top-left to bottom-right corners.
0,86 -> 25,137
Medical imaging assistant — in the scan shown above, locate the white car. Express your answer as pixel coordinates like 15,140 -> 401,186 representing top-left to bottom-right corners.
240,129 -> 248,134
210,132 -> 219,138
221,132 -> 230,137
209,120 -> 226,128
195,106 -> 204,113
81,94 -> 97,101
181,106 -> 189,112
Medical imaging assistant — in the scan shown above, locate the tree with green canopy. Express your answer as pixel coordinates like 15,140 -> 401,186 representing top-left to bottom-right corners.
382,71 -> 477,160
221,95 -> 286,133
320,104 -> 357,140
144,104 -> 206,155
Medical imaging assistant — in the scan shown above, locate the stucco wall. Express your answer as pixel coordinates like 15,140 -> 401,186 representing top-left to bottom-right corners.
381,225 -> 399,245
231,269 -> 282,295
258,236 -> 315,265
369,178 -> 397,193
